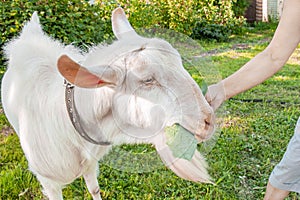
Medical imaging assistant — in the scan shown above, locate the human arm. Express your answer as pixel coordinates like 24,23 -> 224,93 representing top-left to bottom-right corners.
206,0 -> 300,110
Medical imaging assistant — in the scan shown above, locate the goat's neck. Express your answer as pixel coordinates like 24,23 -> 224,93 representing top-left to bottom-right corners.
73,87 -> 115,143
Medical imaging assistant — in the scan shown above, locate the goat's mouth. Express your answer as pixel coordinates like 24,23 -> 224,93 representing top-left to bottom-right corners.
195,118 -> 215,142
164,115 -> 215,142
163,117 -> 215,161
178,115 -> 216,143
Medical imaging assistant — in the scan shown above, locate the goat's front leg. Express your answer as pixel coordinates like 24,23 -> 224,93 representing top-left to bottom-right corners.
37,175 -> 63,200
83,162 -> 102,200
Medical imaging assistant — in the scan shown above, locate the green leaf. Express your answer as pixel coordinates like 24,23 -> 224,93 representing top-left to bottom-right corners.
164,124 -> 198,160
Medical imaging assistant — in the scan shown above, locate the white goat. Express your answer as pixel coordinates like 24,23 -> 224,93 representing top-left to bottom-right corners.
1,8 -> 215,199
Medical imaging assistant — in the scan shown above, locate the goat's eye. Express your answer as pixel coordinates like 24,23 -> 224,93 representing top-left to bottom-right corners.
142,77 -> 155,85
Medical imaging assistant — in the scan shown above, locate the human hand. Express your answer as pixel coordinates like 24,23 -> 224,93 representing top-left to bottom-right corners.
205,82 -> 226,111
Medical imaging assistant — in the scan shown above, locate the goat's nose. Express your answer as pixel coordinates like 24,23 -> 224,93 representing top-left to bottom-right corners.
204,111 -> 215,132
195,110 -> 215,142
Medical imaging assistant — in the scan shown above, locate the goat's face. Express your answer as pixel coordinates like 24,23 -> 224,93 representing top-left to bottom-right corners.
58,8 -> 215,142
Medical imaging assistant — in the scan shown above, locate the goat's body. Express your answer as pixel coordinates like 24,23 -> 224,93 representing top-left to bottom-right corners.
1,23 -> 115,199
2,9 -> 215,199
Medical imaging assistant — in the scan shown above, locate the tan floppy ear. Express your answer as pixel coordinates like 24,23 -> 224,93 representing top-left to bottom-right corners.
112,7 -> 139,40
57,55 -> 116,88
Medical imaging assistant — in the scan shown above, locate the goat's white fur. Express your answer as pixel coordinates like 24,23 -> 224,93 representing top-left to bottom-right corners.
2,9 -> 214,199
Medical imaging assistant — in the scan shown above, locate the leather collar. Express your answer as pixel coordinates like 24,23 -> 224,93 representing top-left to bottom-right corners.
65,81 -> 111,145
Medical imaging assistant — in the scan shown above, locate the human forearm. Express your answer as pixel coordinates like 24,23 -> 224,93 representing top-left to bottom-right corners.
221,0 -> 300,100
221,49 -> 286,100
206,0 -> 300,111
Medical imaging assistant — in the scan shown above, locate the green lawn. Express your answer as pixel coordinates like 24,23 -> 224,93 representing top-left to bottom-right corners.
1,23 -> 300,199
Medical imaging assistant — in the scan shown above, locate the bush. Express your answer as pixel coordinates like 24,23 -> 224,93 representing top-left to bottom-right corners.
95,0 -> 198,35
1,0 -> 247,67
191,21 -> 231,42
0,0 -> 112,67
232,0 -> 250,17
190,1 -> 246,41
96,0 -> 246,36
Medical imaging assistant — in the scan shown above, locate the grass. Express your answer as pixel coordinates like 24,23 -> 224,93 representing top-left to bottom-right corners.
1,21 -> 300,199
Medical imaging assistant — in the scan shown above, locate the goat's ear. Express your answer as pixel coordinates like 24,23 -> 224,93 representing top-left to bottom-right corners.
57,55 -> 117,88
112,7 -> 138,40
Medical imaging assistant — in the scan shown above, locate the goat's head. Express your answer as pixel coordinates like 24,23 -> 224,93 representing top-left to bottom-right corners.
58,8 -> 215,143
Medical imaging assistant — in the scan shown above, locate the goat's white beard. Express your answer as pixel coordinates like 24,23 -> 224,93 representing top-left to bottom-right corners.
112,93 -> 167,140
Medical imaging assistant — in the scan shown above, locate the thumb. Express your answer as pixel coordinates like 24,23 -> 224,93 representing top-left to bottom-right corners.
205,84 -> 225,111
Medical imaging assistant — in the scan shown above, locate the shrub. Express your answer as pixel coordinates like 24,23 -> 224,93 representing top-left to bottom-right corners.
1,0 -> 247,67
191,21 -> 231,42
191,1 -> 246,41
0,0 -> 112,67
232,0 -> 250,17
95,0 -> 246,37
95,0 -> 198,35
